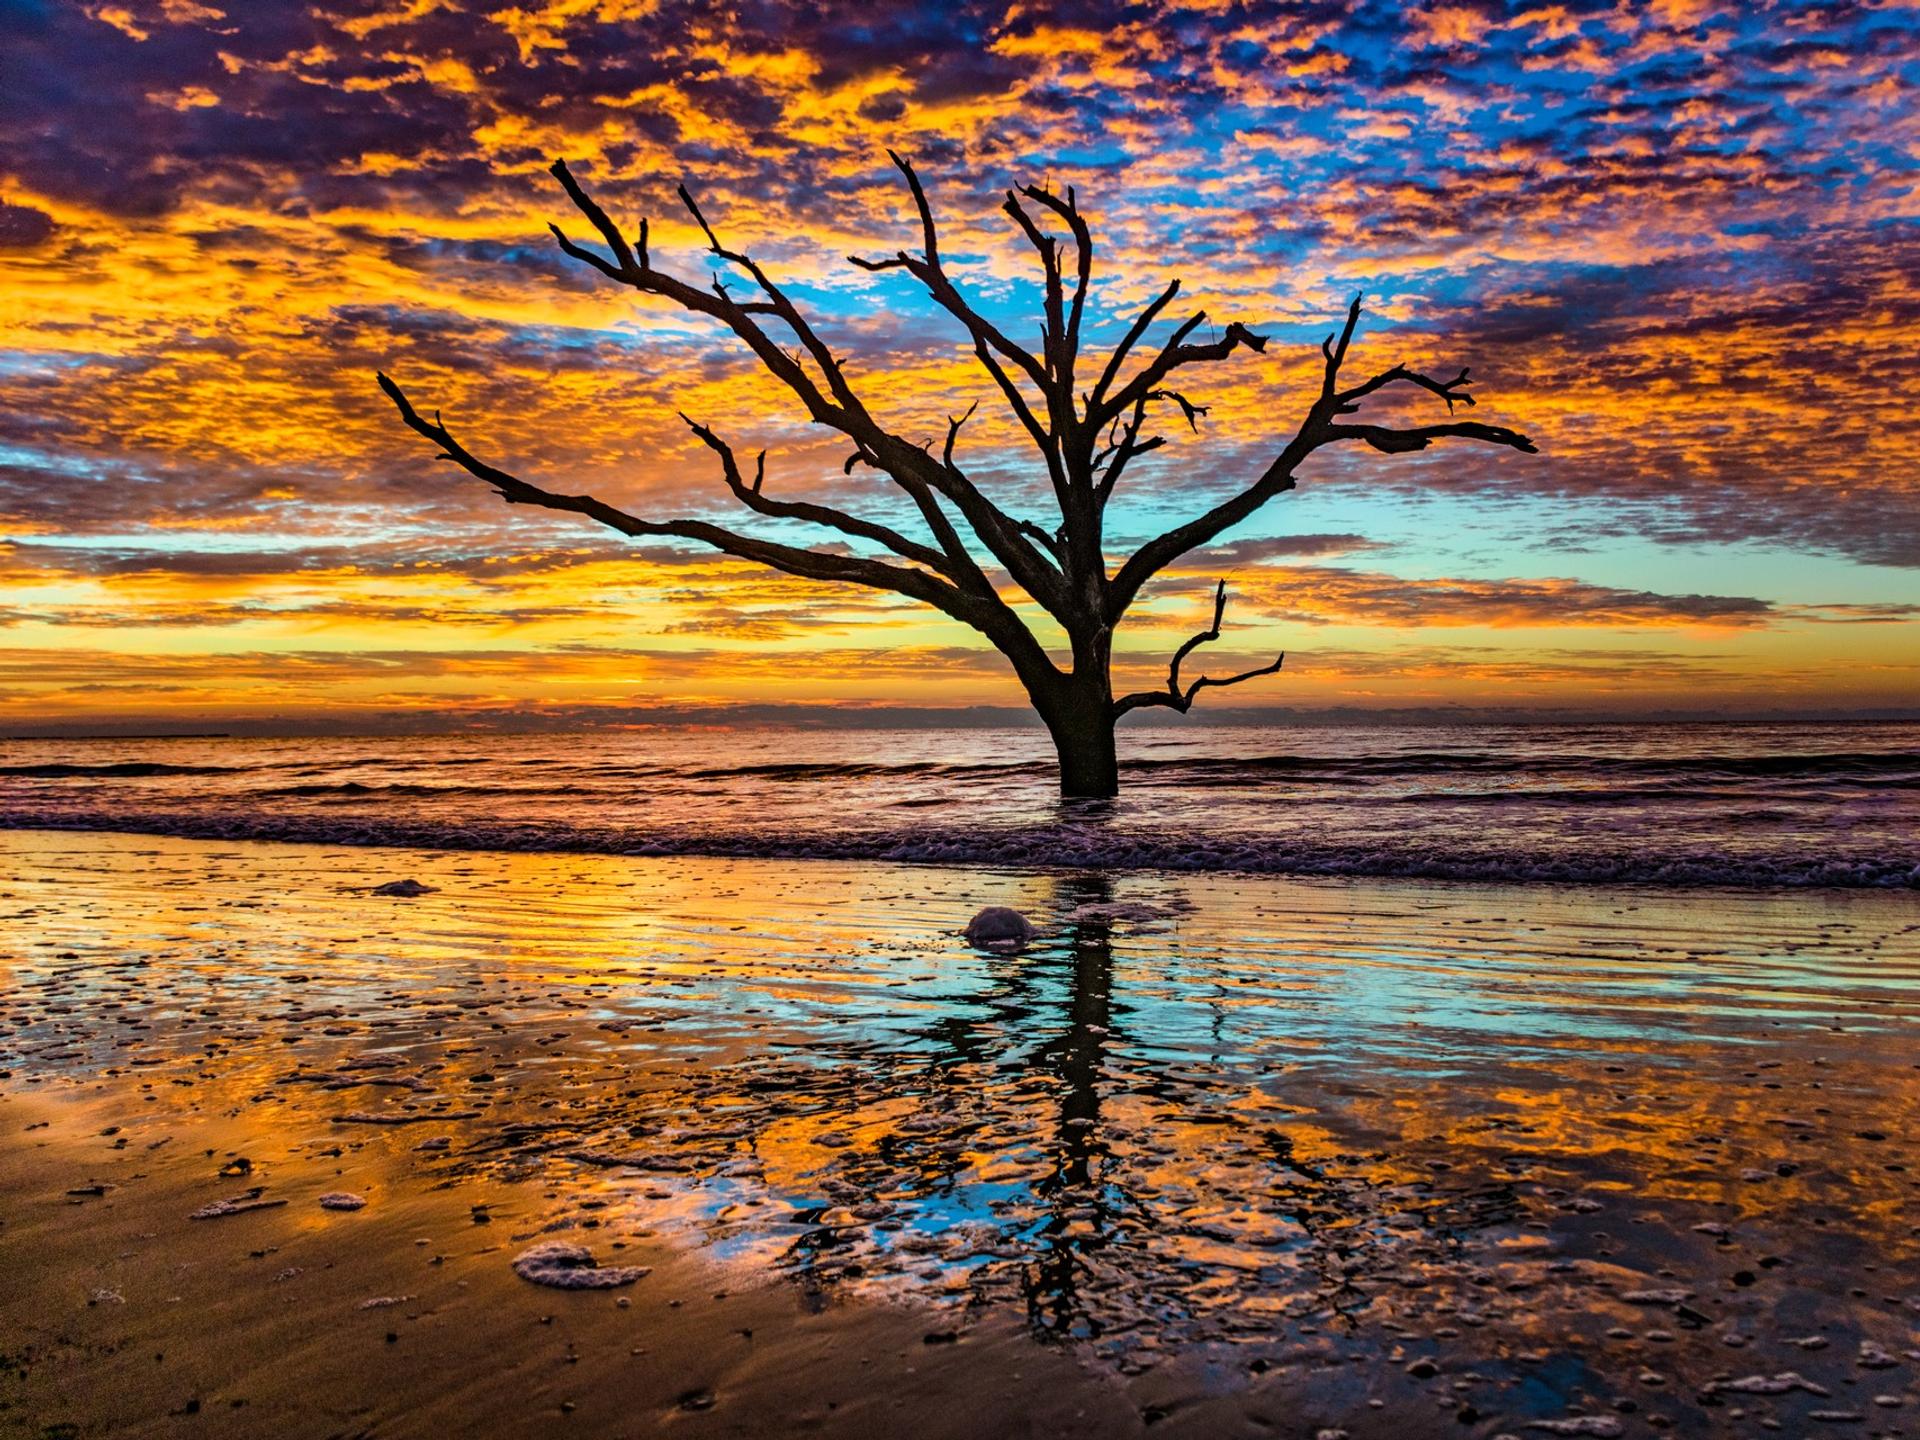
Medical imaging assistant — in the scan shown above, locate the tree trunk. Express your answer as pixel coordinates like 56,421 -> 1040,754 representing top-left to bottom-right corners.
1042,685 -> 1119,798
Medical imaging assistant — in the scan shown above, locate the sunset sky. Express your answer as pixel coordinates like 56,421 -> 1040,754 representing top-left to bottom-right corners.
3,0 -> 1917,732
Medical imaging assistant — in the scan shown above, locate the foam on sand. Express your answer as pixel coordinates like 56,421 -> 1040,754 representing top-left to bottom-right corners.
511,1242 -> 651,1290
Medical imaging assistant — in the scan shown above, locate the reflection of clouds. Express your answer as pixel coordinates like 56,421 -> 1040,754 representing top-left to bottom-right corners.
13,836 -> 1919,1417
2,0 -> 1917,719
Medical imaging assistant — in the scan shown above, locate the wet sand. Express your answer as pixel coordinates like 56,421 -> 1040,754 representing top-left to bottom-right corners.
2,830 -> 1917,1438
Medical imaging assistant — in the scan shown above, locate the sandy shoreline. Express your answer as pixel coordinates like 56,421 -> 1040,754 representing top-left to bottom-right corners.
1,1089 -> 1143,1438
3,829 -> 1917,1437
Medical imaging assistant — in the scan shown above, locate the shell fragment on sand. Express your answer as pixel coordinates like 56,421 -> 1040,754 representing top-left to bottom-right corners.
190,1188 -> 288,1220
511,1241 -> 652,1290
1708,1372 -> 1832,1396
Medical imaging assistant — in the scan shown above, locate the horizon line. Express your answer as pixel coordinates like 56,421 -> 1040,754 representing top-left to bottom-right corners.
7,702 -> 1920,742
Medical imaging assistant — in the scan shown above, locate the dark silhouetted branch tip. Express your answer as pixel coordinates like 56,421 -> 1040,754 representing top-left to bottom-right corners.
1149,388 -> 1208,432
943,399 -> 982,469
546,159 -> 641,277
1113,581 -> 1285,718
678,183 -> 723,254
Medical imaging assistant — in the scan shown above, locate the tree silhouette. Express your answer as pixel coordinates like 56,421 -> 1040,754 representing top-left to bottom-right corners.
378,154 -> 1535,795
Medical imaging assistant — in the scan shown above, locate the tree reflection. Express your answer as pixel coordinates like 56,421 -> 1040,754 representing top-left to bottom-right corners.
435,870 -> 1543,1357
1023,871 -> 1122,1340
764,870 -> 1140,1339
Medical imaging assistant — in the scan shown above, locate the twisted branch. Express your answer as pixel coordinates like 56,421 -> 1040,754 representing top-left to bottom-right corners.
375,372 -> 989,627
539,159 -> 1070,622
1108,292 -> 1536,622
675,414 -> 954,573
1113,581 -> 1284,717
1094,315 -> 1268,431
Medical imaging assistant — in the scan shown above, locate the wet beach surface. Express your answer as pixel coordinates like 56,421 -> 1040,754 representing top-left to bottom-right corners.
2,830 -> 1917,1438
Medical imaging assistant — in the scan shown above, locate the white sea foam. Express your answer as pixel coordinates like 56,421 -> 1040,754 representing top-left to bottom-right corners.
511,1241 -> 651,1290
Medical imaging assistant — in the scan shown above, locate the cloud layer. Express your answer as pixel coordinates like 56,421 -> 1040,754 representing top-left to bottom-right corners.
2,0 -> 1917,724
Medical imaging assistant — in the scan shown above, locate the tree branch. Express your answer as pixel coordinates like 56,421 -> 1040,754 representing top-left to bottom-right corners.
1322,421 -> 1538,454
1108,294 -> 1535,621
850,151 -> 1071,506
1017,183 -> 1092,381
1318,293 -> 1364,403
675,413 -> 957,573
1001,188 -> 1080,487
546,155 -> 1068,622
1089,278 -> 1179,412
942,399 -> 980,470
1112,580 -> 1284,717
376,371 -> 985,623
1002,189 -> 1063,377
549,159 -> 646,276
852,153 -> 1051,396
1094,314 -> 1267,430
1092,393 -> 1165,505
1336,363 -> 1474,413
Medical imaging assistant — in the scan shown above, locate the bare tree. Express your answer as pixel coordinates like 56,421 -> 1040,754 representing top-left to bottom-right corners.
378,154 -> 1534,796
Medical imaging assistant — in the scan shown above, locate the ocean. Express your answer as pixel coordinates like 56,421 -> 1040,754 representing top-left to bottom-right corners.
3,720 -> 1914,888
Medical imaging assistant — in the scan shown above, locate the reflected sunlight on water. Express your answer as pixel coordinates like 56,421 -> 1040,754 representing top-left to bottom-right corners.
6,830 -> 1917,1417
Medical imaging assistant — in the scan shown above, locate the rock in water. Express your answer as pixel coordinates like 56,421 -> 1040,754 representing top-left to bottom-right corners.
964,906 -> 1034,950
371,879 -> 435,897
511,1242 -> 651,1290
317,1192 -> 367,1211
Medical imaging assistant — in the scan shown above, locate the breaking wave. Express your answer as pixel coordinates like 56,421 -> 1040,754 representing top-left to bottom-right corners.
2,804 -> 1914,890
5,724 -> 1914,891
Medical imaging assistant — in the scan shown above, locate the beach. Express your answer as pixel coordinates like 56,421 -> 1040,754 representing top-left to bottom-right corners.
7,0 -> 1916,1426
4,827 -> 1916,1437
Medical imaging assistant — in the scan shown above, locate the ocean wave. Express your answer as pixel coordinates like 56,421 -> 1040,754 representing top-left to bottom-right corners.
251,781 -> 594,798
1122,752 -> 1920,782
1385,785 -> 1892,806
3,807 -> 1913,891
589,751 -> 1920,785
0,761 -> 248,778
6,750 -> 1914,787
677,759 -> 1037,782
